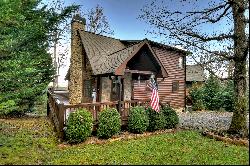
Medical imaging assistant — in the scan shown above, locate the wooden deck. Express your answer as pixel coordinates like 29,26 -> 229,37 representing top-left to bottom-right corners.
47,90 -> 150,138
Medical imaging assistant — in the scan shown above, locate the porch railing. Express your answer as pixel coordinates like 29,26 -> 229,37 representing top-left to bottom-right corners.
47,90 -> 150,138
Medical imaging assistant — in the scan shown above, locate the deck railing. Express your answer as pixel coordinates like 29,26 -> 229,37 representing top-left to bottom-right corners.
47,90 -> 150,138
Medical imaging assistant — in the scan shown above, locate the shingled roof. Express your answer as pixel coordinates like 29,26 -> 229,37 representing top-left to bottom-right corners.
186,65 -> 206,82
79,31 -> 172,76
65,30 -> 188,80
79,31 -> 146,75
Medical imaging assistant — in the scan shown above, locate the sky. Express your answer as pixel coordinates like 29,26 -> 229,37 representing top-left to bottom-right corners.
64,0 -> 160,41
63,0 -> 219,41
42,0 -> 243,86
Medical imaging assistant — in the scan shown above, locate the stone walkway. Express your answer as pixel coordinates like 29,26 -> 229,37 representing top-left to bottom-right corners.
177,111 -> 249,131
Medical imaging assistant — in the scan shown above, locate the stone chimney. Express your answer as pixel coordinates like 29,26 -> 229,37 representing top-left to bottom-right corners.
71,13 -> 86,31
69,14 -> 86,104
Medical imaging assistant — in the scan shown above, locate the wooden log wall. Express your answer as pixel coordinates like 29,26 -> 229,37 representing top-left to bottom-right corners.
152,46 -> 185,108
132,47 -> 186,108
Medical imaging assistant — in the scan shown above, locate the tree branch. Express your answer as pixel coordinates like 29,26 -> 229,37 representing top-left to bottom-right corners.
203,5 -> 231,23
186,2 -> 229,15
167,32 -> 234,60
190,54 -> 228,81
181,30 -> 234,42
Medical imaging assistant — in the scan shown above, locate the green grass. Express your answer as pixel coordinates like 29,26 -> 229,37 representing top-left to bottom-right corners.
0,117 -> 249,165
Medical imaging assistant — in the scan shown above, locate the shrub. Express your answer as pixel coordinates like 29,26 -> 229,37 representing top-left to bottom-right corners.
202,75 -> 222,111
97,108 -> 121,139
128,106 -> 149,134
220,80 -> 235,112
146,107 -> 165,132
0,100 -> 19,116
189,82 -> 205,111
161,105 -> 179,129
189,77 -> 235,112
65,109 -> 93,144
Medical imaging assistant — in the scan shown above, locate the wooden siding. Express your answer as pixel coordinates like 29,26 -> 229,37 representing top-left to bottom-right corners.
131,47 -> 185,108
132,81 -> 151,100
153,46 -> 185,108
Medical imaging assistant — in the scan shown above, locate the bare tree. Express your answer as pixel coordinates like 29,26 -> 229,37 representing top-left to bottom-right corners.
139,0 -> 249,136
46,2 -> 114,90
84,4 -> 114,35
45,0 -> 79,90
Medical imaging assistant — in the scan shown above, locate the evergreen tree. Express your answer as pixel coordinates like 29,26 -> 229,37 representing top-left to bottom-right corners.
0,0 -> 78,115
202,75 -> 222,111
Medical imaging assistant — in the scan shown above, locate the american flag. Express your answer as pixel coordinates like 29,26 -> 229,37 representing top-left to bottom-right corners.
147,77 -> 160,112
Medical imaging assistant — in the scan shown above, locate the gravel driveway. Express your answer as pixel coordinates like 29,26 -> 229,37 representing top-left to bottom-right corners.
177,111 -> 249,132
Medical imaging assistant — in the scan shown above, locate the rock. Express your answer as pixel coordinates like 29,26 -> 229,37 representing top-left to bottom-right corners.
177,111 -> 249,132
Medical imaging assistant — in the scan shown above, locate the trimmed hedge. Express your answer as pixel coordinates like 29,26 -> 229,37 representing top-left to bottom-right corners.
97,108 -> 121,139
161,105 -> 179,129
65,109 -> 93,144
146,107 -> 165,132
128,106 -> 149,134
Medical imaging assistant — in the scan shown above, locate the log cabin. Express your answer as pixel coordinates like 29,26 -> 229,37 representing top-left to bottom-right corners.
65,14 -> 189,110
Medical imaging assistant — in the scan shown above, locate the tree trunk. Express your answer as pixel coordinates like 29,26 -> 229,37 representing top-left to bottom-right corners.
53,31 -> 58,90
228,0 -> 248,137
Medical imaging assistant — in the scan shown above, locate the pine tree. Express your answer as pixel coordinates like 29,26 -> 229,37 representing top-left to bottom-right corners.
0,0 -> 78,115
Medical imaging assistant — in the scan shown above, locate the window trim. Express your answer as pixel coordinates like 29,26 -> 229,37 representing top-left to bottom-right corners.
178,57 -> 183,69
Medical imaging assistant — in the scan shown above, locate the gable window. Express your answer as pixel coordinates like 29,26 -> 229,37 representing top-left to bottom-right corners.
178,57 -> 183,68
84,80 -> 92,97
172,81 -> 179,92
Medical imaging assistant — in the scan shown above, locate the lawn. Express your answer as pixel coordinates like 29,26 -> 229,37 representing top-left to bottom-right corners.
0,116 -> 249,165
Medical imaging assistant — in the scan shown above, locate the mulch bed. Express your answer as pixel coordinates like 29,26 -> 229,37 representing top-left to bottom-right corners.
202,130 -> 249,147
58,128 -> 179,148
58,128 -> 249,148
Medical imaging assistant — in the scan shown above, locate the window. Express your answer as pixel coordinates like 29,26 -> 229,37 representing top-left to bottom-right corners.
178,57 -> 183,68
172,81 -> 179,92
84,80 -> 92,97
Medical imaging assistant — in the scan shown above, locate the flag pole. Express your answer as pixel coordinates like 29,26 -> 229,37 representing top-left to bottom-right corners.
148,73 -> 160,112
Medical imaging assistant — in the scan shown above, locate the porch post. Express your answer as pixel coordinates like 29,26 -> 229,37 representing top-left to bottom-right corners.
117,76 -> 122,114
